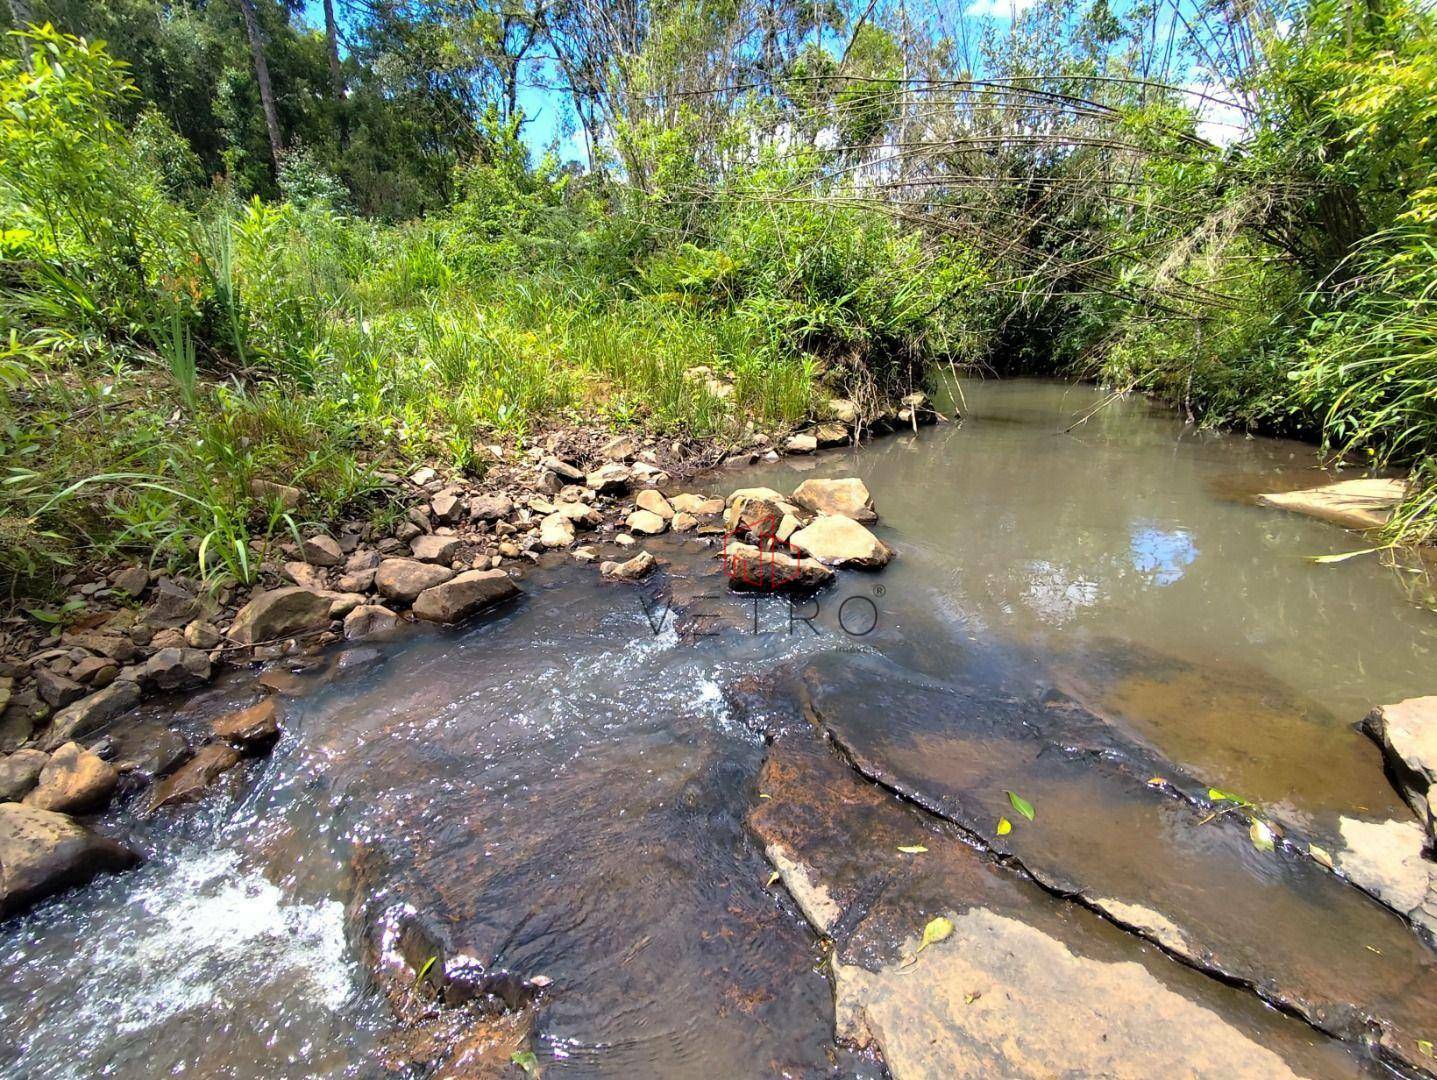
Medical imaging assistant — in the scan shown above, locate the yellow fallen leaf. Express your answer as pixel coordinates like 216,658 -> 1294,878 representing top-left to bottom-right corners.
766,870 -> 780,888
1250,819 -> 1276,852
996,816 -> 1012,836
1419,1039 -> 1433,1056
964,991 -> 983,1004
916,916 -> 954,955
758,793 -> 771,799
897,845 -> 928,854
1309,842 -> 1334,870
1146,776 -> 1166,787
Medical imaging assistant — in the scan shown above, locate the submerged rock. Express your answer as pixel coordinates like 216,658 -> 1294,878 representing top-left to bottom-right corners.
229,586 -> 333,644
145,743 -> 242,814
790,478 -> 877,523
1363,696 -> 1437,833
0,802 -> 138,916
22,742 -> 117,814
1258,477 -> 1405,532
788,515 -> 893,568
212,699 -> 281,751
721,542 -> 833,593
749,737 -> 1333,1080
412,570 -> 521,624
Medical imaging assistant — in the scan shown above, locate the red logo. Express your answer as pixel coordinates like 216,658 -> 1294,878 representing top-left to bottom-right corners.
723,502 -> 805,591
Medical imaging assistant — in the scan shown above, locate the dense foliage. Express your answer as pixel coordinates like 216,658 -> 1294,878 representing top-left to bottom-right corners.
0,0 -> 1434,598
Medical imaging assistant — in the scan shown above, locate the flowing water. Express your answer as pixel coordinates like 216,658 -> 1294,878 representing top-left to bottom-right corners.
2,379 -> 1436,1077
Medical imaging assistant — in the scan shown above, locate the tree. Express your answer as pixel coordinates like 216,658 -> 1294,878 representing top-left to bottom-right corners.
235,0 -> 283,170
322,0 -> 346,145
7,0 -> 33,65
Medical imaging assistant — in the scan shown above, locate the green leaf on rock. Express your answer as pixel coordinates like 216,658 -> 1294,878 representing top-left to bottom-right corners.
1418,1039 -> 1433,1056
415,955 -> 437,985
916,916 -> 954,955
1006,791 -> 1035,820
511,1050 -> 539,1075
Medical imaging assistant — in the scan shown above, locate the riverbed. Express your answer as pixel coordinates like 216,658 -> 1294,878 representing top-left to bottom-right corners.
2,379 -> 1435,1077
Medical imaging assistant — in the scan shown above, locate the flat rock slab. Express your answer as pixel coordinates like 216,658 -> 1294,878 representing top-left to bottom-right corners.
799,651 -> 1437,1074
1364,696 -> 1437,832
749,737 -> 1365,1079
1258,477 -> 1405,531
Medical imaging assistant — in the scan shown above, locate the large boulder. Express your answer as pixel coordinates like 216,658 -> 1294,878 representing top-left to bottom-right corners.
0,802 -> 139,916
412,570 -> 522,624
625,509 -> 667,536
0,749 -> 49,802
22,742 -> 118,814
1364,696 -> 1437,832
43,680 -> 141,750
721,542 -> 834,593
789,515 -> 893,569
228,587 -> 333,645
790,478 -> 877,523
145,743 -> 242,814
375,560 -> 455,605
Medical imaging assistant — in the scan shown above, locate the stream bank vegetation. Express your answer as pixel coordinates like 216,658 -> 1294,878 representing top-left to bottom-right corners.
0,0 -> 1434,601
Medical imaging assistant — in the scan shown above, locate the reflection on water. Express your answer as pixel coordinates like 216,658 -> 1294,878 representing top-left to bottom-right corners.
1130,525 -> 1197,586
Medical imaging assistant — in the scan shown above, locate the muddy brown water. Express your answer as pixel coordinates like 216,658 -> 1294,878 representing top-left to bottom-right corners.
2,378 -> 1436,1077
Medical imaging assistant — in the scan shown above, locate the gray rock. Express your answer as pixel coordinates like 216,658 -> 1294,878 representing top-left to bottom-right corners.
299,534 -> 344,567
59,631 -> 138,663
36,668 -> 86,709
70,656 -> 118,687
469,494 -> 514,522
228,587 -> 333,645
542,457 -> 585,482
283,560 -> 329,590
44,681 -> 141,750
343,604 -> 401,641
375,559 -> 455,605
586,463 -> 632,495
0,749 -> 48,801
110,565 -> 150,598
143,647 -> 212,690
336,568 -> 377,593
183,620 -> 221,649
345,548 -> 382,573
140,580 -> 203,629
412,570 -> 521,624
410,534 -> 461,564
1363,696 -> 1437,832
0,802 -> 139,916
23,742 -> 118,814
431,491 -> 465,524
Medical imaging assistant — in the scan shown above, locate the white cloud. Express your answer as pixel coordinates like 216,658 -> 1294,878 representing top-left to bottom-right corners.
965,0 -> 1038,18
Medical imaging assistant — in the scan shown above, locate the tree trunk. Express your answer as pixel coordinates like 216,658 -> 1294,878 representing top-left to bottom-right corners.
322,0 -> 347,147
9,0 -> 33,67
235,0 -> 284,172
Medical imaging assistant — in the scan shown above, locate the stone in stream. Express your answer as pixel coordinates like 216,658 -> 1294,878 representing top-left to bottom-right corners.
798,649 -> 1437,1075
600,551 -> 655,581
212,699 -> 281,751
145,743 -> 242,814
625,509 -> 667,536
142,646 -> 212,690
1332,816 -> 1437,940
22,742 -> 118,814
788,514 -> 893,568
344,604 -> 402,641
669,493 -> 724,517
0,802 -> 139,916
790,478 -> 877,523
1258,477 -> 1405,532
721,542 -> 834,593
556,501 -> 601,529
784,433 -> 818,454
228,586 -> 334,644
748,737 -> 1356,1080
634,489 -> 674,519
412,570 -> 521,624
539,513 -> 575,549
1363,696 -> 1437,833
43,680 -> 141,750
376,560 -> 455,605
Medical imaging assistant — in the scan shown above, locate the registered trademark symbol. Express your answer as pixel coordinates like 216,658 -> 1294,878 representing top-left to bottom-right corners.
872,584 -> 886,597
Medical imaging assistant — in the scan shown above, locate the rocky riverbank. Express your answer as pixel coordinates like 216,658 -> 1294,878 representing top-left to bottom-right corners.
0,394 -> 938,918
